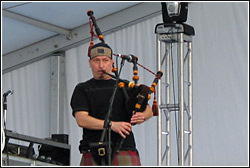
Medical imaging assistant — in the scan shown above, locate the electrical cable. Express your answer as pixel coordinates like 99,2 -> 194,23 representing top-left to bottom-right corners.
170,37 -> 179,165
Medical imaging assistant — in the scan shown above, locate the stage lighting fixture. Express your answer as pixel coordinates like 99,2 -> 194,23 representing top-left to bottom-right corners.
167,2 -> 181,17
161,2 -> 188,23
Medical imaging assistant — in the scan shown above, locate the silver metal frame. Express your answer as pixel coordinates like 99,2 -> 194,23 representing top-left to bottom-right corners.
156,25 -> 193,166
50,52 -> 66,135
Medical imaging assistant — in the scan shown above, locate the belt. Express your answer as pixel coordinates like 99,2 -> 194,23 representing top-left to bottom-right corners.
79,142 -> 136,153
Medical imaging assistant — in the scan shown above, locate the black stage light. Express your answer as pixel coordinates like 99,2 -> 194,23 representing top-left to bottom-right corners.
161,2 -> 188,24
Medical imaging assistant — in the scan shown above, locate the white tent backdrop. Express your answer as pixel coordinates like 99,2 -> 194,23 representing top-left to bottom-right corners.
2,2 -> 248,166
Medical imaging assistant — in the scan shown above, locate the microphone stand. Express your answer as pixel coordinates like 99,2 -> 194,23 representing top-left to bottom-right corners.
99,59 -> 125,165
2,92 -> 12,165
3,95 -> 8,131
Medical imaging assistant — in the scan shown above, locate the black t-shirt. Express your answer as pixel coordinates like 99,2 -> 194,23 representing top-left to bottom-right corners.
70,78 -> 136,149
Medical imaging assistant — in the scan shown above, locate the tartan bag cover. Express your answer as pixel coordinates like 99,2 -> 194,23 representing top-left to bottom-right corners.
80,150 -> 141,166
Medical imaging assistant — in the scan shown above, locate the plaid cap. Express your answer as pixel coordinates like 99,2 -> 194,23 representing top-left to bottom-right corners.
90,42 -> 112,59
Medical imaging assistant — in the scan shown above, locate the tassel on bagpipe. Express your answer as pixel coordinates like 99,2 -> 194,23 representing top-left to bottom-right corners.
149,71 -> 163,116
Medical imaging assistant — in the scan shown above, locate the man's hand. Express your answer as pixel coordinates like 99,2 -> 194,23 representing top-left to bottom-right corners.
111,121 -> 132,138
130,112 -> 145,125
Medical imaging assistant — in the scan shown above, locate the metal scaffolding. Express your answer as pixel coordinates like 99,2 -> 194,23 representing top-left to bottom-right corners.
155,23 -> 195,166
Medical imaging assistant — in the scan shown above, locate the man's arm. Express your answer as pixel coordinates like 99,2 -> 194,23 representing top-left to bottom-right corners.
75,111 -> 104,130
74,111 -> 132,138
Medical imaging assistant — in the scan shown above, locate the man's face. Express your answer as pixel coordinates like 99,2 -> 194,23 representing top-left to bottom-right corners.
89,56 -> 114,80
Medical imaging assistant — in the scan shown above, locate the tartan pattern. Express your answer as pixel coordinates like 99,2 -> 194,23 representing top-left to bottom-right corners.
80,150 -> 141,166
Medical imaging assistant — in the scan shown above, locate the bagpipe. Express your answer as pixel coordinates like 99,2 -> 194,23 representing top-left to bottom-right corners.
86,10 -> 163,165
87,9 -> 163,117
